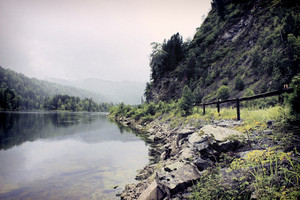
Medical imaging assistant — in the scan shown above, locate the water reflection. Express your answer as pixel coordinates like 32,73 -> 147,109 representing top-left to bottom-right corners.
0,112 -> 144,150
0,112 -> 149,199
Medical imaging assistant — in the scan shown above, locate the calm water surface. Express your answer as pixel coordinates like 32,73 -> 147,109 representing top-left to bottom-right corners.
0,112 -> 149,199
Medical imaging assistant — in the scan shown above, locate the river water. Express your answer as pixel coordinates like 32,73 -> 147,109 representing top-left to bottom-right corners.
0,112 -> 149,199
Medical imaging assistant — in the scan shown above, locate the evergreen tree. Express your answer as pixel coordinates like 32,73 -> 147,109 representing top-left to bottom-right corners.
149,42 -> 168,81
162,33 -> 184,71
193,85 -> 203,104
235,77 -> 245,91
179,85 -> 195,116
149,33 -> 185,81
212,0 -> 225,19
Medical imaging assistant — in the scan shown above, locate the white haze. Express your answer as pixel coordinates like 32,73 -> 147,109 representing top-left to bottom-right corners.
0,0 -> 211,82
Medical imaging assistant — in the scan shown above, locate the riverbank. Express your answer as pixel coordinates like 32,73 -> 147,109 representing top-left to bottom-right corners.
110,108 -> 300,200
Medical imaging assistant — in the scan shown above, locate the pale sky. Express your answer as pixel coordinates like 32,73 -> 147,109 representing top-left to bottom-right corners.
0,0 -> 211,82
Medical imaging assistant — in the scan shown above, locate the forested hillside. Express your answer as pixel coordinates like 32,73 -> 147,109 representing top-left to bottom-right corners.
43,94 -> 111,112
0,66 -> 110,111
146,0 -> 299,103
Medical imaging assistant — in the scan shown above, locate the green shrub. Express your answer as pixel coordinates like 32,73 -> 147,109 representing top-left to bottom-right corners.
217,85 -> 230,100
144,102 -> 157,116
191,166 -> 250,200
133,109 -> 145,121
288,75 -> 300,120
235,76 -> 245,91
230,149 -> 300,200
140,115 -> 154,124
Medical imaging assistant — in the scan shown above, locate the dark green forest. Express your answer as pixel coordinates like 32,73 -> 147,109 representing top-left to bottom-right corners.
43,94 -> 111,112
0,66 -> 111,111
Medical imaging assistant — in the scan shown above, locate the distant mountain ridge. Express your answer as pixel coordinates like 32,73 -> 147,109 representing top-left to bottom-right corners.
0,66 -> 109,110
46,78 -> 146,105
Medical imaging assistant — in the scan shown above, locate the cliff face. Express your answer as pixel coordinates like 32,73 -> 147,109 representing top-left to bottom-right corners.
146,0 -> 299,103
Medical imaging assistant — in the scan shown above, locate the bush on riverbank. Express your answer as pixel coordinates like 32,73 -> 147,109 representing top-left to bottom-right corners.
191,149 -> 300,200
110,99 -> 291,126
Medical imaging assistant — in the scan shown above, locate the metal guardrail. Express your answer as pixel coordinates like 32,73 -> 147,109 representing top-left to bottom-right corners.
198,88 -> 294,120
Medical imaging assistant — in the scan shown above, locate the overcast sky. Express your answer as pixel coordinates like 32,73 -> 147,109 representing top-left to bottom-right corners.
0,0 -> 211,82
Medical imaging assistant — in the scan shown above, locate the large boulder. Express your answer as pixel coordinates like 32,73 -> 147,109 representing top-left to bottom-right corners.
156,161 -> 201,197
189,125 -> 245,152
137,181 -> 166,200
201,125 -> 244,142
175,128 -> 195,147
188,125 -> 246,159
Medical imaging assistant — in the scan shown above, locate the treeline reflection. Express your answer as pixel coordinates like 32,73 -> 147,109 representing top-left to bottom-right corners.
0,112 -> 106,150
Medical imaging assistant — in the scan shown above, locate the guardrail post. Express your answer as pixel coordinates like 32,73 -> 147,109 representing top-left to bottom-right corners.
203,104 -> 206,115
217,100 -> 220,115
278,95 -> 284,105
236,98 -> 240,120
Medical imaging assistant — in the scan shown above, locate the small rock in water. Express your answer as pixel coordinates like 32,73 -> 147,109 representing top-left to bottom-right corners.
113,185 -> 119,189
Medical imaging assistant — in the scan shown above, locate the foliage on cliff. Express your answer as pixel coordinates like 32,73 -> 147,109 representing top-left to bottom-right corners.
145,0 -> 300,103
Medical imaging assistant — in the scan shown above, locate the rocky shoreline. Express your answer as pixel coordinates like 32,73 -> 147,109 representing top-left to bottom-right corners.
115,116 -> 256,200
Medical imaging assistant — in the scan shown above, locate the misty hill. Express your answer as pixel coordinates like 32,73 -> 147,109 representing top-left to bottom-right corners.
145,0 -> 299,103
47,78 -> 146,105
0,66 -> 108,110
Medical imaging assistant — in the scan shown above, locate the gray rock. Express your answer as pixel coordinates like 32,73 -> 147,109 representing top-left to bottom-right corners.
215,140 -> 237,152
188,131 -> 208,145
194,140 -> 210,151
170,142 -> 181,157
138,181 -> 166,200
148,135 -> 156,141
154,135 -> 163,142
148,148 -> 160,157
217,120 -> 243,128
177,128 -> 194,136
136,167 -> 153,180
201,125 -> 245,142
179,147 -> 193,161
175,129 -> 194,146
223,32 -> 232,39
193,157 -> 213,171
263,129 -> 272,135
160,151 -> 167,160
156,162 -> 201,196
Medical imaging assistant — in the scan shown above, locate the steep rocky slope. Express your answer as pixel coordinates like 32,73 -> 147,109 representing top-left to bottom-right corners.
146,0 -> 299,103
